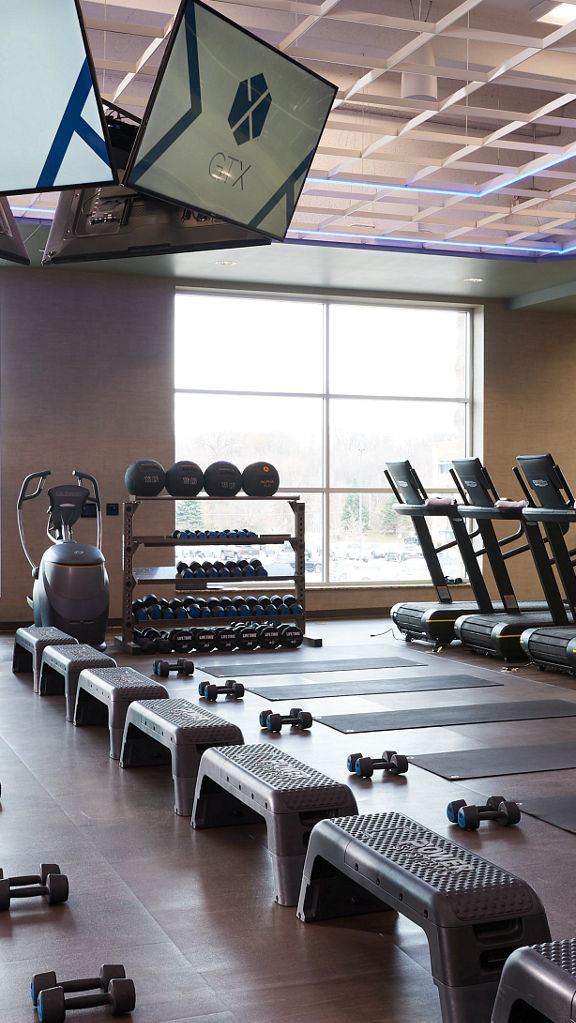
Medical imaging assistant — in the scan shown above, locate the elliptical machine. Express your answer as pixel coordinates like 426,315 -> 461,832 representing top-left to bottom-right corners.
17,470 -> 110,649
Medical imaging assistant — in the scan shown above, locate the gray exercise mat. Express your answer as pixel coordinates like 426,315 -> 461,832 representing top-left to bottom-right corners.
316,699 -> 576,734
520,796 -> 576,834
409,742 -> 576,779
246,673 -> 503,701
201,656 -> 425,677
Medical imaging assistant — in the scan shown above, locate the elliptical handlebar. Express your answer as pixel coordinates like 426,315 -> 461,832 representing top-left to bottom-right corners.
17,470 -> 51,569
17,470 -> 51,508
73,470 -> 102,550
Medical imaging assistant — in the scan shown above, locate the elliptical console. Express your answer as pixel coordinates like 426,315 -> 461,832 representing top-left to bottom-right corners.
17,470 -> 110,648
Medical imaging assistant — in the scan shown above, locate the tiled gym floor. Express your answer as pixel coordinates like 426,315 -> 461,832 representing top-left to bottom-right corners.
3,619 -> 576,1022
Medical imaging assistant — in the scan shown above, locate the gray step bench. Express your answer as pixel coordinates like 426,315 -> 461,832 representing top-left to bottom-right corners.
39,644 -> 117,720
12,627 -> 79,693
296,810 -> 550,1023
192,744 -> 358,906
120,698 -> 244,816
74,666 -> 170,759
492,939 -> 576,1022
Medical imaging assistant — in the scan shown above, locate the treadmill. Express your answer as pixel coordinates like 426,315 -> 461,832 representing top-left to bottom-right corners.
452,458 -> 573,660
386,460 -> 500,647
515,454 -> 576,674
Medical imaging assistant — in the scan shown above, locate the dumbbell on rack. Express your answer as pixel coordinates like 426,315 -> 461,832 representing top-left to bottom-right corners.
35,975 -> 135,1022
152,658 -> 194,677
346,750 -> 409,778
133,628 -> 172,654
259,707 -> 313,732
0,863 -> 68,910
232,622 -> 259,650
31,965 -> 127,1006
446,796 -> 521,830
198,679 -> 245,701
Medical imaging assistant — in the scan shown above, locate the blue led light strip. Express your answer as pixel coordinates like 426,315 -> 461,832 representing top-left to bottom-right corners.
287,226 -> 561,256
307,149 -> 576,199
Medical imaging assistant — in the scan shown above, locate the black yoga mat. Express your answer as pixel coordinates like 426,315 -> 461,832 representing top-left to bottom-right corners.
520,796 -> 576,834
201,656 -> 425,677
316,699 -> 576,734
246,673 -> 503,701
409,742 -> 576,780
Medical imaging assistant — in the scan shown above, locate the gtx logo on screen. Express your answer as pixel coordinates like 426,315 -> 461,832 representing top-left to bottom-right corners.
228,73 -> 272,145
208,153 -> 251,189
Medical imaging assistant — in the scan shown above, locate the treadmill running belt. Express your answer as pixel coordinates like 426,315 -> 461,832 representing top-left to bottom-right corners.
316,699 -> 576,734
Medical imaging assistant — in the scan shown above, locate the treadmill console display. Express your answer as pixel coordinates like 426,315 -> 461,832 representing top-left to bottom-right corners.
516,454 -> 569,509
451,458 -> 496,508
386,461 -> 426,506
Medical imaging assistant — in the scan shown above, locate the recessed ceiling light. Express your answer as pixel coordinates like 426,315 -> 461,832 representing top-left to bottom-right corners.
532,0 -> 576,24
464,277 -> 484,282
215,260 -> 237,266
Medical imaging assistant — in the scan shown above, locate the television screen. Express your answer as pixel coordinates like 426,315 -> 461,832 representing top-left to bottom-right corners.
0,0 -> 115,195
41,182 -> 269,264
0,199 -> 30,265
125,0 -> 336,241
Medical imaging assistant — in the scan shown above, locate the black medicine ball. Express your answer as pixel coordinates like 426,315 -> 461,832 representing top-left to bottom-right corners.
125,459 -> 165,496
203,461 -> 242,496
165,461 -> 204,497
242,461 -> 280,496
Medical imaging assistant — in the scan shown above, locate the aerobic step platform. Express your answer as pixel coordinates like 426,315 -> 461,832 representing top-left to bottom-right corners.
192,744 -> 358,905
296,811 -> 549,1023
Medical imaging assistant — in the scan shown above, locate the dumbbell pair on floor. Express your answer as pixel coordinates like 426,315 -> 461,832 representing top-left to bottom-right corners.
32,964 -> 135,1022
447,796 -> 521,830
0,863 -> 68,910
198,679 -> 245,701
347,750 -> 408,778
259,707 -> 313,732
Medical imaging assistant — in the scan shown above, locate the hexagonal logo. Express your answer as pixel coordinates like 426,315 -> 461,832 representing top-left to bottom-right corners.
228,73 -> 272,145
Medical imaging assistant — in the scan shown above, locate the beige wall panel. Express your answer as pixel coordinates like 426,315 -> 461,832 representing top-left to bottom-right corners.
483,301 -> 576,601
0,268 -> 175,622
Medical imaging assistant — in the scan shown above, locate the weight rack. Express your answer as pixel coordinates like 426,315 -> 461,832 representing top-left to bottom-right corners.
121,495 -> 316,653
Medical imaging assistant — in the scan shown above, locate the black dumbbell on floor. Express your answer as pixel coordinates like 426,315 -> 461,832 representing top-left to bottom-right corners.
31,965 -> 127,1006
447,796 -> 521,830
152,658 -> 194,677
198,679 -> 245,701
36,976 -> 135,1022
259,706 -> 313,732
0,863 -> 68,910
347,750 -> 409,778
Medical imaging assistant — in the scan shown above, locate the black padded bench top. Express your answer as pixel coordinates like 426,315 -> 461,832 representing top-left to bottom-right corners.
297,810 -> 550,1023
192,744 -> 358,905
492,939 -> 576,1022
120,698 -> 244,815
74,666 -> 169,759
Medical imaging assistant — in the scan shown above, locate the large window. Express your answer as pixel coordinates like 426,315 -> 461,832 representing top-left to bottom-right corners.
175,292 -> 472,584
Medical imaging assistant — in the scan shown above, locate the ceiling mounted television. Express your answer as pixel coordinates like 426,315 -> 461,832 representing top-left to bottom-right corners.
42,111 -> 269,264
124,0 -> 336,241
0,199 -> 30,265
0,0 -> 115,195
42,112 -> 270,265
41,182 -> 270,265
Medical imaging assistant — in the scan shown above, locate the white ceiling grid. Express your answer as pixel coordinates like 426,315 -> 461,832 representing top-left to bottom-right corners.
13,0 -> 576,258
